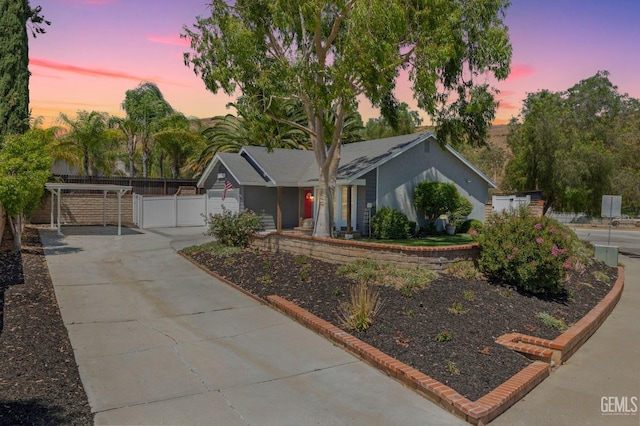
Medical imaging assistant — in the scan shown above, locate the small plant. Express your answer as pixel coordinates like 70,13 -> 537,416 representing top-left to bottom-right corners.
204,207 -> 262,248
499,288 -> 512,298
446,360 -> 460,375
446,261 -> 482,280
332,287 -> 344,296
399,284 -> 413,297
405,309 -> 415,318
298,264 -> 311,281
463,289 -> 476,301
262,259 -> 272,269
338,260 -> 436,292
337,259 -> 382,283
593,270 -> 611,284
294,255 -> 308,266
448,302 -> 468,315
337,282 -> 384,332
257,274 -> 272,285
434,330 -> 452,342
537,312 -> 567,331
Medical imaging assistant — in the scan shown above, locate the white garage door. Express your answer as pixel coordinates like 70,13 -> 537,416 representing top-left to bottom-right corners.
207,189 -> 239,216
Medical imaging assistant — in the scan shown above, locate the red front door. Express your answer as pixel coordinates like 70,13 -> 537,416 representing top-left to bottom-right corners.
303,189 -> 313,218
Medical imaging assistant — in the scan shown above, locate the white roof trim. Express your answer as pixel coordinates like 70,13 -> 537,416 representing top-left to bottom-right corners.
239,147 -> 276,185
196,153 -> 220,188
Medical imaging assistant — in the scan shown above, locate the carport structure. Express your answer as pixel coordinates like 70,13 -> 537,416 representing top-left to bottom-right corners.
45,183 -> 133,236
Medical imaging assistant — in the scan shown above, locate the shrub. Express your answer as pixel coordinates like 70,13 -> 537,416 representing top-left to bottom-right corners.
414,181 -> 460,221
458,218 -> 483,234
337,282 -> 384,331
434,330 -> 452,342
370,207 -> 411,239
446,261 -> 482,280
204,207 -> 262,247
478,206 -> 583,294
449,196 -> 473,228
537,312 -> 567,331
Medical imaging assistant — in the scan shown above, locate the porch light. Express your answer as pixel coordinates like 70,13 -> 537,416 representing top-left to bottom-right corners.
306,193 -> 314,200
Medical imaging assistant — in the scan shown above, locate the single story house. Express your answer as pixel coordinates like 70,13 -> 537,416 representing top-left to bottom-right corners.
196,132 -> 497,234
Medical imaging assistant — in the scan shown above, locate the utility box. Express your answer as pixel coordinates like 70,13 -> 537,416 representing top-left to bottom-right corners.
594,245 -> 619,267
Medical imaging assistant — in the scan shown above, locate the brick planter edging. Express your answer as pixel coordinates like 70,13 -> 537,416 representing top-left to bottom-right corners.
267,294 -> 549,425
495,266 -> 625,365
182,250 -> 624,425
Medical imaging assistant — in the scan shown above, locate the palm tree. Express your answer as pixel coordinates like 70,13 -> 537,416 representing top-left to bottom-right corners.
53,110 -> 122,176
113,117 -> 138,176
121,82 -> 173,177
153,113 -> 205,179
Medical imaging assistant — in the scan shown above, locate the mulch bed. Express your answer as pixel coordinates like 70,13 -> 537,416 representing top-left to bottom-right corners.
0,227 -> 617,423
187,245 -> 617,401
0,227 -> 93,426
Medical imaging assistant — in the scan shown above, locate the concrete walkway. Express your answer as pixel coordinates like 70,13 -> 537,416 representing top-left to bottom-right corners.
41,226 -> 465,426
493,255 -> 640,426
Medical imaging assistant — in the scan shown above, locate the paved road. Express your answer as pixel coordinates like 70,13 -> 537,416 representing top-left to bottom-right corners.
41,226 -> 465,426
572,227 -> 640,257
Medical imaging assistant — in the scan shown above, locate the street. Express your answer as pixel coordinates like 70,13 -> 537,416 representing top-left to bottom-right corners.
572,227 -> 640,258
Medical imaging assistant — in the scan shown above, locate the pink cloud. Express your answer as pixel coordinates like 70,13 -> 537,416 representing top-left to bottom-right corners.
147,35 -> 190,47
507,64 -> 535,81
29,57 -> 187,86
30,57 -> 148,81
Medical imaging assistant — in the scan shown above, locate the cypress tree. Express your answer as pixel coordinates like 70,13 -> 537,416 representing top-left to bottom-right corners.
0,1 -> 49,140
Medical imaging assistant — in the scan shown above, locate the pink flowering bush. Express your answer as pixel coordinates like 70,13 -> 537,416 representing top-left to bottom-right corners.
478,206 -> 588,294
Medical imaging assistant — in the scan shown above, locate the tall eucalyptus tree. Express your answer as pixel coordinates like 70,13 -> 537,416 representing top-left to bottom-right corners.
183,0 -> 511,237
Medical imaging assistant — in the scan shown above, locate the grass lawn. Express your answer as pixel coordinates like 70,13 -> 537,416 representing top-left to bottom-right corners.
360,233 -> 475,247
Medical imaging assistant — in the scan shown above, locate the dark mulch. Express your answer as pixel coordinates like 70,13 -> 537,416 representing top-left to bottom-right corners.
0,227 -> 93,426
187,245 -> 617,401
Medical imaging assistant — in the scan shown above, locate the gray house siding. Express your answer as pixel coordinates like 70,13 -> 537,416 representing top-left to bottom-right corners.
377,140 -> 488,226
363,170 -> 377,209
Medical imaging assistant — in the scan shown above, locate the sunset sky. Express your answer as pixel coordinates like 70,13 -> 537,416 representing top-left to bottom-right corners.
28,0 -> 640,127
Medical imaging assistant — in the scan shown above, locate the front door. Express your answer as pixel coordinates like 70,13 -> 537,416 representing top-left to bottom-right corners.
303,189 -> 313,219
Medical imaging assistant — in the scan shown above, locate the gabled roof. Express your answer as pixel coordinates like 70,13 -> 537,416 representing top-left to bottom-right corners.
197,133 -> 497,188
240,146 -> 316,186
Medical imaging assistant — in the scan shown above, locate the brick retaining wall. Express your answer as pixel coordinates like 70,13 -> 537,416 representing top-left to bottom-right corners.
251,232 -> 480,270
30,194 -> 134,226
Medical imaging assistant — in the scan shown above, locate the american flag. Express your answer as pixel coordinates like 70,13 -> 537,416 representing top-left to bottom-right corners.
222,180 -> 233,200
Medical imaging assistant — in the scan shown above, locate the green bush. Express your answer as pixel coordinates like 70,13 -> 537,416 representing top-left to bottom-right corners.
370,207 -> 411,239
204,207 -> 262,247
414,181 -> 460,221
458,219 -> 483,234
478,207 -> 583,294
449,196 -> 473,228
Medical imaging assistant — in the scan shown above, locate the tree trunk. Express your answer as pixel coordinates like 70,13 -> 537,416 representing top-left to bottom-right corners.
8,214 -> 22,252
313,169 -> 333,238
142,148 -> 149,178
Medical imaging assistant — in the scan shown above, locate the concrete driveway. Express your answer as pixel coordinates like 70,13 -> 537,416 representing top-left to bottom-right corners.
40,226 -> 465,426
